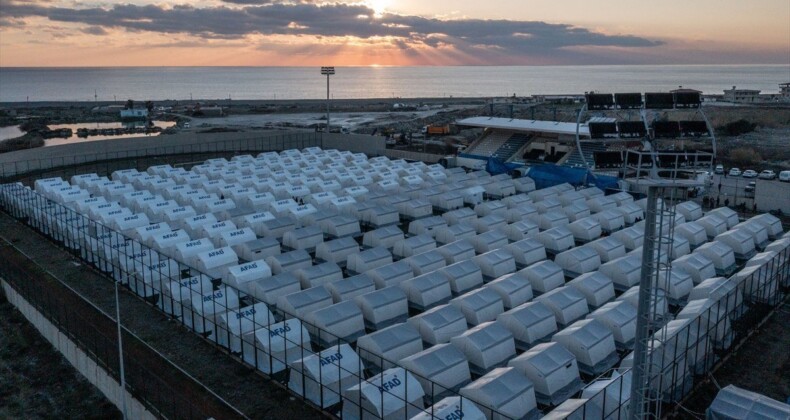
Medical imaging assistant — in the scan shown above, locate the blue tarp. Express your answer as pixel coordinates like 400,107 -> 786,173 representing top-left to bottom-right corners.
485,158 -> 521,176
524,164 -> 619,190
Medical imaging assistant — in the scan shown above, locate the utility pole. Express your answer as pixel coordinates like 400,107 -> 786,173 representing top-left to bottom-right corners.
115,280 -> 128,420
321,66 -> 335,132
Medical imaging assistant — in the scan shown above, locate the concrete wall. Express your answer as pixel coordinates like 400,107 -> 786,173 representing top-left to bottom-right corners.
321,133 -> 385,156
2,280 -> 156,420
383,149 -> 445,163
0,130 -> 385,178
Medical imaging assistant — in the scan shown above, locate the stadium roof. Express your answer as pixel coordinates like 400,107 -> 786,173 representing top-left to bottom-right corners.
456,117 -> 590,137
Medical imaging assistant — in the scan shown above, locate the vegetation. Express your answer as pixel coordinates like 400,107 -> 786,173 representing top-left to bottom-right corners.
728,147 -> 762,167
719,119 -> 757,136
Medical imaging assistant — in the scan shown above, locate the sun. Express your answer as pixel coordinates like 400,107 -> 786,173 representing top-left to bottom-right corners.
367,0 -> 391,17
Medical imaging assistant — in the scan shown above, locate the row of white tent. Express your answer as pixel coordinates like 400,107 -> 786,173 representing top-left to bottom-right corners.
3,146 -> 789,419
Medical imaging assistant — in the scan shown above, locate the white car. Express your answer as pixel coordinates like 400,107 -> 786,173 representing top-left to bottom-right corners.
742,170 -> 758,178
780,171 -> 790,182
728,168 -> 741,177
758,170 -> 776,180
714,164 -> 724,174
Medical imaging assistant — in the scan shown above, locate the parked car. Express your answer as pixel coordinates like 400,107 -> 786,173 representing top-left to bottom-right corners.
714,164 -> 724,174
745,181 -> 756,193
728,168 -> 742,177
780,171 -> 790,182
742,169 -> 758,178
758,170 -> 776,180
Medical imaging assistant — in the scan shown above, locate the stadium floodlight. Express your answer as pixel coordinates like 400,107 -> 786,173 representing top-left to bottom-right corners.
321,66 -> 335,132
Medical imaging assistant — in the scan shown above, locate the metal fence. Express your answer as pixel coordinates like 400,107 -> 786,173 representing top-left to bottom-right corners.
0,232 -> 246,420
0,180 -> 788,418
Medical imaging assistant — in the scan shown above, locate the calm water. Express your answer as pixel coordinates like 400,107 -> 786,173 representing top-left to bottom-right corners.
45,121 -> 175,146
0,65 -> 787,102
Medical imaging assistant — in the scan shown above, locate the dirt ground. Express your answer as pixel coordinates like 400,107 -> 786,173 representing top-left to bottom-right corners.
0,288 -> 121,419
677,299 -> 790,418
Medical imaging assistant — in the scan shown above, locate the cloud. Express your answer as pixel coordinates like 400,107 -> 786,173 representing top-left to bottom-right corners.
0,0 -> 663,63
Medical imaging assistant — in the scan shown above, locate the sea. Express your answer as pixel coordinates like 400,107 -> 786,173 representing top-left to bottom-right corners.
0,65 -> 788,103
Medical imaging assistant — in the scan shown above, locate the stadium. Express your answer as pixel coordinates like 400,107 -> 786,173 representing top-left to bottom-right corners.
0,93 -> 789,420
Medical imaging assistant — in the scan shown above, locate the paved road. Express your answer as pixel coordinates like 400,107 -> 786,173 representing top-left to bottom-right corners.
707,173 -> 790,213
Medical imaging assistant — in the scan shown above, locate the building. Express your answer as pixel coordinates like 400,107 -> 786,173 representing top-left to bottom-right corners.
120,108 -> 149,120
723,86 -> 761,103
780,83 -> 790,101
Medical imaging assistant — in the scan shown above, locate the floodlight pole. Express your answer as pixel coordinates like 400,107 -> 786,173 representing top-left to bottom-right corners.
115,280 -> 128,420
321,66 -> 335,132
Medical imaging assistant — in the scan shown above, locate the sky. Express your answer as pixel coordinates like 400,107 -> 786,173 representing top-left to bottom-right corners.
0,0 -> 788,67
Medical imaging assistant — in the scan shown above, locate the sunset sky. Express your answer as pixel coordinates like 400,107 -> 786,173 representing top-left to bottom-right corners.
0,0 -> 788,67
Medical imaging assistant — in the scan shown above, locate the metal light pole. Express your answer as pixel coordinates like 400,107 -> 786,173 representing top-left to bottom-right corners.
115,280 -> 128,420
321,66 -> 335,132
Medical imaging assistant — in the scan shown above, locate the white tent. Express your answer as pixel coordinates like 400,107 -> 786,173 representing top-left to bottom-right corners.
673,252 -> 717,285
708,207 -> 740,229
504,238 -> 546,269
654,267 -> 693,307
562,202 -> 591,223
399,271 -> 452,312
460,367 -> 541,420
521,260 -> 566,295
411,396 -> 486,420
294,261 -> 342,289
580,370 -> 631,420
551,319 -> 618,376
250,272 -> 302,307
614,203 -> 644,226
362,225 -> 404,249
356,323 -> 423,372
319,215 -> 361,239
277,285 -> 333,319
676,298 -> 733,350
503,205 -> 539,224
530,211 -> 569,231
507,342 -> 583,407
450,321 -> 516,376
341,367 -> 425,420
408,304 -> 468,346
696,241 -> 737,276
485,272 -> 534,310
475,200 -> 507,217
748,214 -> 784,240
689,277 -> 743,319
474,249 -> 516,281
620,339 -> 691,401
535,227 -> 574,257
282,225 -> 324,253
259,217 -> 297,240
160,274 -> 213,317
316,237 -> 360,267
654,318 -> 713,375
354,286 -> 409,331
697,214 -> 728,240
594,209 -> 625,234
470,230 -> 509,254
598,255 -> 642,292
325,274 -> 376,303
435,223 -> 477,245
706,385 -> 790,420
186,286 -> 240,334
266,249 -> 312,275
618,286 -> 669,327
392,234 -> 436,259
474,214 -> 508,234
347,246 -> 392,276
244,318 -> 311,375
450,288 -> 505,326
675,201 -> 703,222
367,260 -> 413,289
554,246 -> 601,279
436,239 -> 477,265
611,226 -> 645,251
734,221 -> 770,251
586,195 -> 617,213
542,398 -> 588,419
399,343 -> 472,400
214,302 -> 274,353
567,217 -> 602,244
289,344 -> 364,408
304,301 -> 366,347
497,301 -> 557,351
406,250 -> 447,276
361,205 -> 400,229
567,271 -> 615,310
439,260 -> 485,296
586,300 -> 637,351
535,286 -> 589,328
587,236 -> 626,263
195,246 -> 239,279
235,236 -> 281,263
223,259 -> 272,294
442,207 -> 478,226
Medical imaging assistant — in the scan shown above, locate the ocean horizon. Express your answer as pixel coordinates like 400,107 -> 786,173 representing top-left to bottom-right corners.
1,64 -> 788,103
